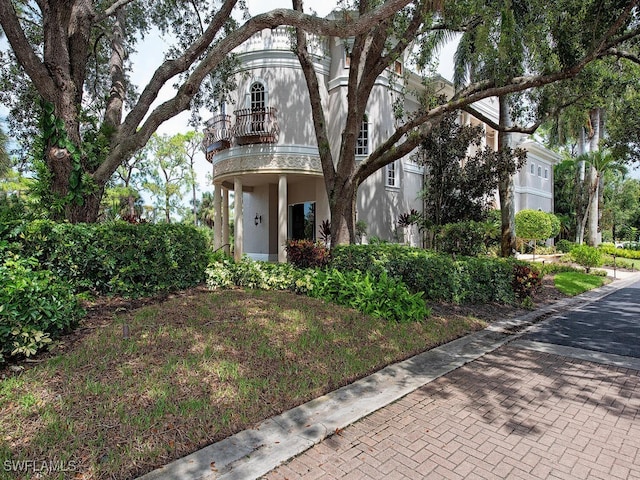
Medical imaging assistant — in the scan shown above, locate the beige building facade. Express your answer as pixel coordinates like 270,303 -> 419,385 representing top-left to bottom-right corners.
203,26 -> 560,261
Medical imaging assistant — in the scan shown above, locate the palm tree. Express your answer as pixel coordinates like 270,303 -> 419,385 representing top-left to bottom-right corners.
574,149 -> 626,245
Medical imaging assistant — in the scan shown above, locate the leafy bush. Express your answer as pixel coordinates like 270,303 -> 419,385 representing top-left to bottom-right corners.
437,221 -> 488,257
556,239 -> 575,253
5,220 -> 210,297
547,213 -> 561,239
285,239 -> 330,268
515,210 -> 552,243
204,258 -> 427,322
330,244 -> 517,304
206,257 -> 308,292
309,269 -> 430,322
0,248 -> 84,363
456,257 -> 516,304
512,263 -> 543,299
571,245 -> 603,273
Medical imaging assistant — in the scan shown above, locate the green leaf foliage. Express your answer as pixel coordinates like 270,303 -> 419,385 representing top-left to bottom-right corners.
570,244 -> 603,273
204,258 -> 429,322
515,209 -> 553,241
330,244 -> 520,304
4,220 -> 210,297
0,245 -> 84,363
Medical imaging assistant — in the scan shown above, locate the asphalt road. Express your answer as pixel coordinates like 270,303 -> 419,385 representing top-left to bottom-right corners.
522,279 -> 640,359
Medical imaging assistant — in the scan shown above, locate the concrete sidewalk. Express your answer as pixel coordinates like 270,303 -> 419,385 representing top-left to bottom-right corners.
138,272 -> 640,480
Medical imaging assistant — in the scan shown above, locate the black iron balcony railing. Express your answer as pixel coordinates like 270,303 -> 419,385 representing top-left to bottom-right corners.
203,114 -> 232,161
232,107 -> 279,145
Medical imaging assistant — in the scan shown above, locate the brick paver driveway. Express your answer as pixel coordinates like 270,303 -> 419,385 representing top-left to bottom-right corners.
264,346 -> 640,479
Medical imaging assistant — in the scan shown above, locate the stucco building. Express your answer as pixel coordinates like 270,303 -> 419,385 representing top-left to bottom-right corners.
203,26 -> 560,261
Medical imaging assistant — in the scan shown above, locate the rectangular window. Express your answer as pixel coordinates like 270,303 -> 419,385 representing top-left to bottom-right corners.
544,168 -> 549,179
387,162 -> 397,187
356,117 -> 368,155
394,60 -> 403,75
530,163 -> 535,174
538,166 -> 542,177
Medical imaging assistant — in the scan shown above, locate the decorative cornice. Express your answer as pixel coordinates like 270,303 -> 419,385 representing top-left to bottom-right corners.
213,154 -> 323,179
514,186 -> 553,199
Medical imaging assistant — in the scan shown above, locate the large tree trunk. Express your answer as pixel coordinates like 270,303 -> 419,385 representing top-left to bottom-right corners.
586,108 -> 603,246
586,164 -> 599,245
497,96 -> 516,257
329,182 -> 357,246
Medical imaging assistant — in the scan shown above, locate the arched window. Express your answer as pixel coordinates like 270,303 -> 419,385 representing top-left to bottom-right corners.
356,114 -> 369,156
250,82 -> 266,132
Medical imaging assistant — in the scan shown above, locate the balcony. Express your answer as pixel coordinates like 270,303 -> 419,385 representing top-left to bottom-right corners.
232,107 -> 279,146
203,114 -> 232,162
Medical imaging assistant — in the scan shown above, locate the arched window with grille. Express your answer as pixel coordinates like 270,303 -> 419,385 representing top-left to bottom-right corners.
250,82 -> 266,132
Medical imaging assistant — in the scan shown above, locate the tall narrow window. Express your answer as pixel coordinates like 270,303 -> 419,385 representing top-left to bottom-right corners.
356,115 -> 368,156
250,82 -> 266,132
530,163 -> 535,174
387,161 -> 397,187
538,166 -> 542,177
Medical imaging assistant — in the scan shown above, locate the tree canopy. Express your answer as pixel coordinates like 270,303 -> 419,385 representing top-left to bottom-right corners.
0,0 -> 639,239
0,0 -> 412,222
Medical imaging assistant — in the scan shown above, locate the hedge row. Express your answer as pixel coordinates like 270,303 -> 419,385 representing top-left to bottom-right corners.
4,220 -> 210,297
329,244 -> 533,304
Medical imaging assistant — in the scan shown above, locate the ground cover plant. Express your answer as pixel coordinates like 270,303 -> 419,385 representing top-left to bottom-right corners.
554,272 -> 608,296
0,289 -> 486,480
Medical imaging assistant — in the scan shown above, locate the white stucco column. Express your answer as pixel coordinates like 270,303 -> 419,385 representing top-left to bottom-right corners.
278,174 -> 288,263
234,178 -> 243,261
222,187 -> 230,256
213,182 -> 222,251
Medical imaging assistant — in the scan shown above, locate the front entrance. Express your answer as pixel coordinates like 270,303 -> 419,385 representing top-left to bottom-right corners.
288,201 -> 316,241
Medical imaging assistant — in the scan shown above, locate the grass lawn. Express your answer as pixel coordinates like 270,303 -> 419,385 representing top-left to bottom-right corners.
554,271 -> 608,296
0,288 -> 486,480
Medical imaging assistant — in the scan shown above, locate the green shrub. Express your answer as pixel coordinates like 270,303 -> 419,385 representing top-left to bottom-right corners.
556,239 -> 575,253
437,221 -> 487,257
285,239 -> 330,268
456,257 -> 516,304
571,245 -> 603,273
547,213 -> 561,239
0,248 -> 84,363
330,244 -> 517,304
5,220 -> 210,297
515,210 -> 553,243
309,269 -> 430,322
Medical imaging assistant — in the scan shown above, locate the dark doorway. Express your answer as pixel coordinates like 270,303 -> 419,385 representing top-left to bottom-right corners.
289,202 -> 316,241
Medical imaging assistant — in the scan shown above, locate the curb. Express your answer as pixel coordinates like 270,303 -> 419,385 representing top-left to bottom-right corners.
137,273 -> 640,480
